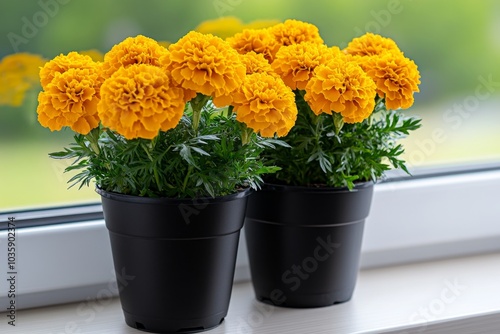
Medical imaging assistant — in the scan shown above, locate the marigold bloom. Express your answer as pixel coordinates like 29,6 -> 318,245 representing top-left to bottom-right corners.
98,64 -> 185,140
232,72 -> 297,137
37,68 -> 100,134
362,51 -> 420,110
39,52 -> 96,89
239,52 -> 276,76
101,35 -> 168,79
0,53 -> 46,106
271,43 -> 340,90
165,31 -> 246,106
344,32 -> 401,57
270,19 -> 324,47
305,57 -> 377,123
227,28 -> 281,63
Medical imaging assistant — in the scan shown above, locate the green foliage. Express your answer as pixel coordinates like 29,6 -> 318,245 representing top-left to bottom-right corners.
50,104 -> 285,198
263,93 -> 422,189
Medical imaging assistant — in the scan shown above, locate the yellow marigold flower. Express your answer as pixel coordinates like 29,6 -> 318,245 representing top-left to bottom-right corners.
0,53 -> 46,106
305,57 -> 377,123
37,68 -> 100,134
39,52 -> 96,89
362,50 -> 420,110
344,32 -> 401,57
101,35 -> 168,79
239,51 -> 276,76
165,31 -> 246,106
232,72 -> 297,137
226,28 -> 281,63
97,64 -> 185,140
195,16 -> 244,39
271,42 -> 339,90
270,19 -> 324,47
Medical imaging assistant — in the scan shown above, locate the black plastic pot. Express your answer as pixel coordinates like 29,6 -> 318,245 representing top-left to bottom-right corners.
244,182 -> 373,308
97,188 -> 251,333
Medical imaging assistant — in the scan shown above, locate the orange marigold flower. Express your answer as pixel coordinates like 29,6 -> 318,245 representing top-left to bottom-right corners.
231,72 -> 297,137
97,64 -> 185,140
344,32 -> 401,57
270,19 -> 324,47
362,50 -> 420,110
37,68 -> 100,134
165,31 -> 246,106
305,57 -> 377,123
271,42 -> 339,90
226,28 -> 281,63
101,35 -> 168,79
39,52 -> 95,89
239,51 -> 276,76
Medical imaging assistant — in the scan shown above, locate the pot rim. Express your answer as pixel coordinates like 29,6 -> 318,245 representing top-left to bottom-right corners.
261,181 -> 374,194
96,186 -> 252,204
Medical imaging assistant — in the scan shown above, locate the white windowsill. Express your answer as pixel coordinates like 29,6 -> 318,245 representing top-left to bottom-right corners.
3,252 -> 500,333
1,168 -> 500,332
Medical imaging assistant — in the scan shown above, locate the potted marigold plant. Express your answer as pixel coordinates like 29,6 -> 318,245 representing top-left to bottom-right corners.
226,20 -> 422,308
36,32 -> 297,333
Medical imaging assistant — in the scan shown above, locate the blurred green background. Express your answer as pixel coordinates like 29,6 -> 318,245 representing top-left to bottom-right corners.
1,0 -> 500,210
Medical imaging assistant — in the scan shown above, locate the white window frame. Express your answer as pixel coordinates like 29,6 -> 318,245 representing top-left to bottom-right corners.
1,164 -> 500,310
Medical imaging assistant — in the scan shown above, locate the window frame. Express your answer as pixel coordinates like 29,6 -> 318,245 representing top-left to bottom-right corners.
1,164 -> 500,310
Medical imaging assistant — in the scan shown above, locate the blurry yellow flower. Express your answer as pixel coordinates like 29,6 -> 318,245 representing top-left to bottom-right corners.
195,16 -> 244,39
0,74 -> 29,107
227,28 -> 281,63
239,51 -> 276,76
195,17 -> 280,40
271,43 -> 340,90
164,31 -> 246,106
243,19 -> 281,30
270,19 -> 324,48
101,35 -> 168,79
158,41 -> 171,49
39,52 -> 96,90
344,32 -> 401,57
0,53 -> 46,106
37,67 -> 100,134
98,64 -> 185,140
362,50 -> 420,110
80,49 -> 104,62
232,72 -> 297,137
305,57 -> 377,123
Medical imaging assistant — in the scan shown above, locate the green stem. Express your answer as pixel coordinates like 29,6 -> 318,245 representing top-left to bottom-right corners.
333,113 -> 344,135
86,127 -> 101,155
226,105 -> 234,118
190,93 -> 210,133
182,165 -> 193,193
240,125 -> 253,145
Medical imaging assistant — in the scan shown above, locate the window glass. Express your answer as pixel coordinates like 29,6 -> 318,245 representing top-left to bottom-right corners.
1,0 -> 499,210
